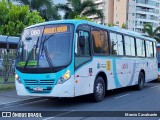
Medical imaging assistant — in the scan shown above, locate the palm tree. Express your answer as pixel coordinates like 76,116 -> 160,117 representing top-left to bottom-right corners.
18,0 -> 61,21
143,23 -> 160,43
56,0 -> 103,22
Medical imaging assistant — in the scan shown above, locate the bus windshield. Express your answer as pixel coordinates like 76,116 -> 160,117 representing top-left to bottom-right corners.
16,24 -> 74,72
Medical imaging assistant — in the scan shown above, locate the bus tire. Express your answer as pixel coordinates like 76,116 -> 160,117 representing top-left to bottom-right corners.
136,72 -> 145,90
92,76 -> 105,102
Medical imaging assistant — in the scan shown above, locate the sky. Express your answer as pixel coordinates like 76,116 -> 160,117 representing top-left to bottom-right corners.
54,0 -> 66,4
53,0 -> 66,17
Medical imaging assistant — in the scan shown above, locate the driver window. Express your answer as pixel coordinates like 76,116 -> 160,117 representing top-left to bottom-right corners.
77,30 -> 90,56
75,30 -> 91,68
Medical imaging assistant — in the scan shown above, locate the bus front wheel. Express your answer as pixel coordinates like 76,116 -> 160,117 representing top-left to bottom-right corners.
92,76 -> 105,102
136,72 -> 145,90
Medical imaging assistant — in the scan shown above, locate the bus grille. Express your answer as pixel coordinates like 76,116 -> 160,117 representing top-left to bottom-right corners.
24,79 -> 56,85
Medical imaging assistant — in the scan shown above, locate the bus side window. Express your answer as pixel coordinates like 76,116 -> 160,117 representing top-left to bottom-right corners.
77,30 -> 90,56
75,30 -> 91,68
92,29 -> 109,55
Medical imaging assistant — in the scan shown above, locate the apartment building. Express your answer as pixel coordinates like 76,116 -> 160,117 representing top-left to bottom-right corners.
128,0 -> 160,33
90,0 -> 160,33
88,0 -> 128,27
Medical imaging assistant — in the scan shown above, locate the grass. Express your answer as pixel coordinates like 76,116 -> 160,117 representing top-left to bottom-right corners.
0,75 -> 15,91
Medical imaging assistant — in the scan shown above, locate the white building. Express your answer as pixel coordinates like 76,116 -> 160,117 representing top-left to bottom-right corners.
127,0 -> 160,33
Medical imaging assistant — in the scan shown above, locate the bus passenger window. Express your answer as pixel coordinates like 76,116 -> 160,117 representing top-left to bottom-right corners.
136,39 -> 145,57
124,36 -> 135,56
110,32 -> 124,56
92,29 -> 109,55
146,41 -> 154,58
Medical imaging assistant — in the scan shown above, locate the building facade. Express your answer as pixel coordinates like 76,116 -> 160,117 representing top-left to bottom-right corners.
88,0 -> 128,27
90,0 -> 160,33
127,0 -> 160,33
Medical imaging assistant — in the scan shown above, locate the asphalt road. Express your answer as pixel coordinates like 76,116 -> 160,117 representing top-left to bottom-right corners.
0,80 -> 160,120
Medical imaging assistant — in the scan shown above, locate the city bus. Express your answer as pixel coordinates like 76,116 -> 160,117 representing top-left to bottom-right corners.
15,20 -> 158,102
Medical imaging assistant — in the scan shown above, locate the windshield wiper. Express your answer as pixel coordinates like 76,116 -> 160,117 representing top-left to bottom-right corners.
41,34 -> 54,52
24,37 -> 39,69
40,34 -> 55,67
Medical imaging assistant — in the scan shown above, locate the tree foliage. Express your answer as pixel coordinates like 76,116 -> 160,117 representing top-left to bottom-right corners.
108,23 -> 115,27
18,0 -> 61,21
74,15 -> 91,21
143,23 -> 160,43
0,0 -> 45,36
122,23 -> 126,29
57,0 -> 103,22
108,23 -> 126,29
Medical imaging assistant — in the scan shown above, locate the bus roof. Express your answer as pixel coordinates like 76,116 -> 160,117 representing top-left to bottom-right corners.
26,20 -> 156,42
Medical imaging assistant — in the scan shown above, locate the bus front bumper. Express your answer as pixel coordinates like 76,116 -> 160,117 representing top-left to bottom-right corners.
15,78 -> 75,98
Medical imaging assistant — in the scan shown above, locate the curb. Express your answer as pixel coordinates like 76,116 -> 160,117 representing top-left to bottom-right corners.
0,97 -> 46,108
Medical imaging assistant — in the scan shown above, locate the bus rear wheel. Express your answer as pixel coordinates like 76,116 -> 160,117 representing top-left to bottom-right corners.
92,76 -> 105,102
136,72 -> 145,90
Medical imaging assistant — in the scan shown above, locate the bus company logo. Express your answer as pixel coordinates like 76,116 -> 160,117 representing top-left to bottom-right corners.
122,63 -> 128,69
97,63 -> 100,69
46,75 -> 50,79
36,80 -> 39,84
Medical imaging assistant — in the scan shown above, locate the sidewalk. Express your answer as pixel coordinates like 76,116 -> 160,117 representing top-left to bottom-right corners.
0,90 -> 44,108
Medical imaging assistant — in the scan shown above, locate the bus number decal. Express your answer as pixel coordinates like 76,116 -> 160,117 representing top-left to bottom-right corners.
31,29 -> 41,36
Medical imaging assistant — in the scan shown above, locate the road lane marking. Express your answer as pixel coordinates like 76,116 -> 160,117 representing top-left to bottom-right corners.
42,110 -> 75,120
114,94 -> 130,99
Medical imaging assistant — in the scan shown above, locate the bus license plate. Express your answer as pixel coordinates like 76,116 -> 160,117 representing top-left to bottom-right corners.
33,87 -> 43,91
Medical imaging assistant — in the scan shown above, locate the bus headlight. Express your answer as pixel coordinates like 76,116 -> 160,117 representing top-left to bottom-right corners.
15,74 -> 21,84
57,70 -> 70,84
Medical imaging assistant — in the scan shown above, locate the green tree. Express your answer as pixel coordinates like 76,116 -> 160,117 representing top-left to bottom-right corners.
0,0 -> 45,36
122,23 -> 126,29
108,23 -> 126,29
74,15 -> 91,21
18,0 -> 61,21
143,23 -> 160,43
57,0 -> 103,22
0,0 -> 45,81
108,23 -> 115,27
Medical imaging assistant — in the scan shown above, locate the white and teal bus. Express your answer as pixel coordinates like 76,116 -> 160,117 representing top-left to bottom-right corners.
15,20 -> 158,102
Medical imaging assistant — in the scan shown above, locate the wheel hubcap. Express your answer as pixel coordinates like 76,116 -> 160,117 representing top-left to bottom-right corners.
140,77 -> 144,87
96,83 -> 104,97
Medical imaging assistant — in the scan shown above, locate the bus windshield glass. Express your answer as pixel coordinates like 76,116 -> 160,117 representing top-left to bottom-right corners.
16,24 -> 74,70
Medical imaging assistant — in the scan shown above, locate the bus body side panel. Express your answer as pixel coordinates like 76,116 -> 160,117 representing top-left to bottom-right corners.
74,57 -> 158,96
145,58 -> 158,82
